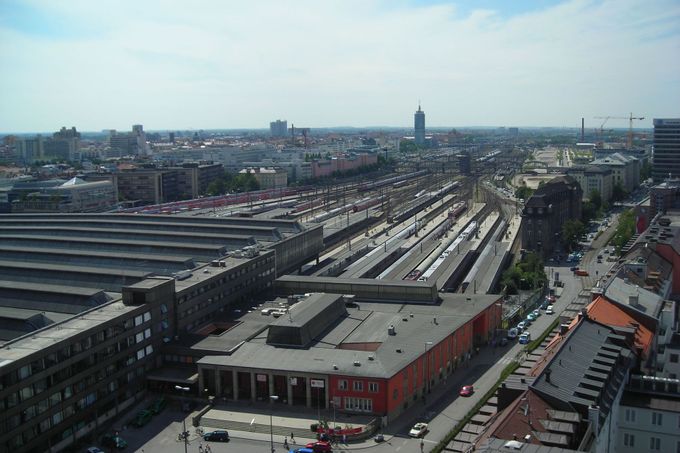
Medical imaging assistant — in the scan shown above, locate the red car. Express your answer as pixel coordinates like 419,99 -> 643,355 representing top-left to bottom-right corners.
305,441 -> 332,452
459,385 -> 474,397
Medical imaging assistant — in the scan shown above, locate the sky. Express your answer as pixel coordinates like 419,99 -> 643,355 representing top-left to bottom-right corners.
1,0 -> 679,133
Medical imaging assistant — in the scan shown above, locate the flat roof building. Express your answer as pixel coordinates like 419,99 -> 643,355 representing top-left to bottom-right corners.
652,118 -> 680,182
0,212 -> 323,453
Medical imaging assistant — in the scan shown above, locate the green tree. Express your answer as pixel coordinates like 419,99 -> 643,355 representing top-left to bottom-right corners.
612,182 -> 627,202
612,209 -> 636,253
515,185 -> 534,200
399,141 -> 418,153
589,189 -> 602,210
640,160 -> 651,181
501,252 -> 547,294
562,219 -> 585,252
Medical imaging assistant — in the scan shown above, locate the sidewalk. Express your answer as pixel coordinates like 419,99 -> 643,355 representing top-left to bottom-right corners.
199,401 -> 385,450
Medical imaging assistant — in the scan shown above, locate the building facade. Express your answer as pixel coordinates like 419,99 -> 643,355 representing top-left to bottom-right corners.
239,167 -> 288,189
10,177 -> 117,213
650,179 -> 680,215
652,118 -> 680,182
566,165 -> 613,201
270,120 -> 288,138
414,105 -> 425,145
521,176 -> 582,258
591,152 -> 640,192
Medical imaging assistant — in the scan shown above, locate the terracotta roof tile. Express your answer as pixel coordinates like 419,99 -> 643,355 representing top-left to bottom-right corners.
586,296 -> 654,359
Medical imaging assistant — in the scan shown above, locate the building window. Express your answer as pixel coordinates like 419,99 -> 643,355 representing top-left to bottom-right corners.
625,408 -> 636,423
652,412 -> 663,426
650,436 -> 660,450
623,433 -> 634,447
343,397 -> 373,412
368,382 -> 379,393
671,353 -> 679,363
338,380 -> 347,391
353,381 -> 363,392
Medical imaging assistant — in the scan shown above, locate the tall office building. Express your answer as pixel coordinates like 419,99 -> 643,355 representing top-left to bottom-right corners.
414,104 -> 425,145
652,118 -> 680,182
270,119 -> 287,138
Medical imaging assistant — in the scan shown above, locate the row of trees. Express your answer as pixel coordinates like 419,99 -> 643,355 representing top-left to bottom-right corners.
205,171 -> 260,196
611,209 -> 636,252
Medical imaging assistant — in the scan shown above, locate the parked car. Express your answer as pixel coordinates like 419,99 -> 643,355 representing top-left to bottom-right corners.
131,410 -> 153,428
101,434 -> 127,450
459,385 -> 474,397
304,441 -> 332,452
409,422 -> 428,438
519,332 -> 531,345
507,328 -> 518,340
203,430 -> 230,442
517,321 -> 527,331
499,337 -> 509,347
87,448 -> 105,453
546,305 -> 555,315
374,433 -> 385,443
570,266 -> 578,272
526,313 -> 536,322
575,269 -> 589,276
289,449 -> 314,453
149,397 -> 167,414
532,309 -> 540,318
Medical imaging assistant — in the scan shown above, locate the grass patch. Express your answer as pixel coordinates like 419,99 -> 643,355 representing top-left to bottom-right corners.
431,360 -> 521,453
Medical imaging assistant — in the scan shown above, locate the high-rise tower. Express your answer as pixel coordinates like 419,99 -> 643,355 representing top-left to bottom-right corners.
414,104 -> 425,145
652,118 -> 680,182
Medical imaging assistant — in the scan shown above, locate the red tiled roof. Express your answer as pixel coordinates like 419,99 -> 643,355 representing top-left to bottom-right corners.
586,295 -> 654,359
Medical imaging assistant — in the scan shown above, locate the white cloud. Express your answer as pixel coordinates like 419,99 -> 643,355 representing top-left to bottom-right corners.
0,0 -> 678,132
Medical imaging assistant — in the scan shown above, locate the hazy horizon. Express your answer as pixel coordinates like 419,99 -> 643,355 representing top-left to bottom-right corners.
1,0 -> 679,133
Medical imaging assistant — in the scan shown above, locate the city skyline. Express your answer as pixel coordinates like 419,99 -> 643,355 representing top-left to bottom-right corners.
1,0 -> 679,132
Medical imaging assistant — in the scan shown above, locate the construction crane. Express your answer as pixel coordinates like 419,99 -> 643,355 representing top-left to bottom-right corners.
594,113 -> 645,149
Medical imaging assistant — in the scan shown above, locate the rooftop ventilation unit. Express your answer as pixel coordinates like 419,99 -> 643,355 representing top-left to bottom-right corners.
353,361 -> 361,367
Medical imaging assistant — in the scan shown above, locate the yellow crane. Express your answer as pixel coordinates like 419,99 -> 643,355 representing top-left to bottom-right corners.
594,113 -> 645,149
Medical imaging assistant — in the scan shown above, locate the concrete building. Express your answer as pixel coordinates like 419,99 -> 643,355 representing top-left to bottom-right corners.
239,167 -> 288,189
108,125 -> 149,157
414,104 -> 425,146
197,292 -> 502,421
9,177 -> 117,213
174,162 -> 224,199
616,390 -> 680,453
42,127 -> 81,162
590,152 -> 640,192
270,119 -> 288,138
15,135 -> 44,162
650,179 -> 680,215
310,153 -> 378,179
652,118 -> 680,182
0,213 -> 323,452
566,165 -> 613,201
521,176 -> 582,258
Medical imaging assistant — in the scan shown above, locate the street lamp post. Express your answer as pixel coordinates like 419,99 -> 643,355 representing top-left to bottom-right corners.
424,341 -> 433,394
269,395 -> 279,453
175,385 -> 190,453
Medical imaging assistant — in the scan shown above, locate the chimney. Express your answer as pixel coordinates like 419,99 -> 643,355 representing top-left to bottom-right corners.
580,308 -> 588,319
588,405 -> 601,437
581,117 -> 585,141
545,368 -> 552,383
560,324 -> 569,335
